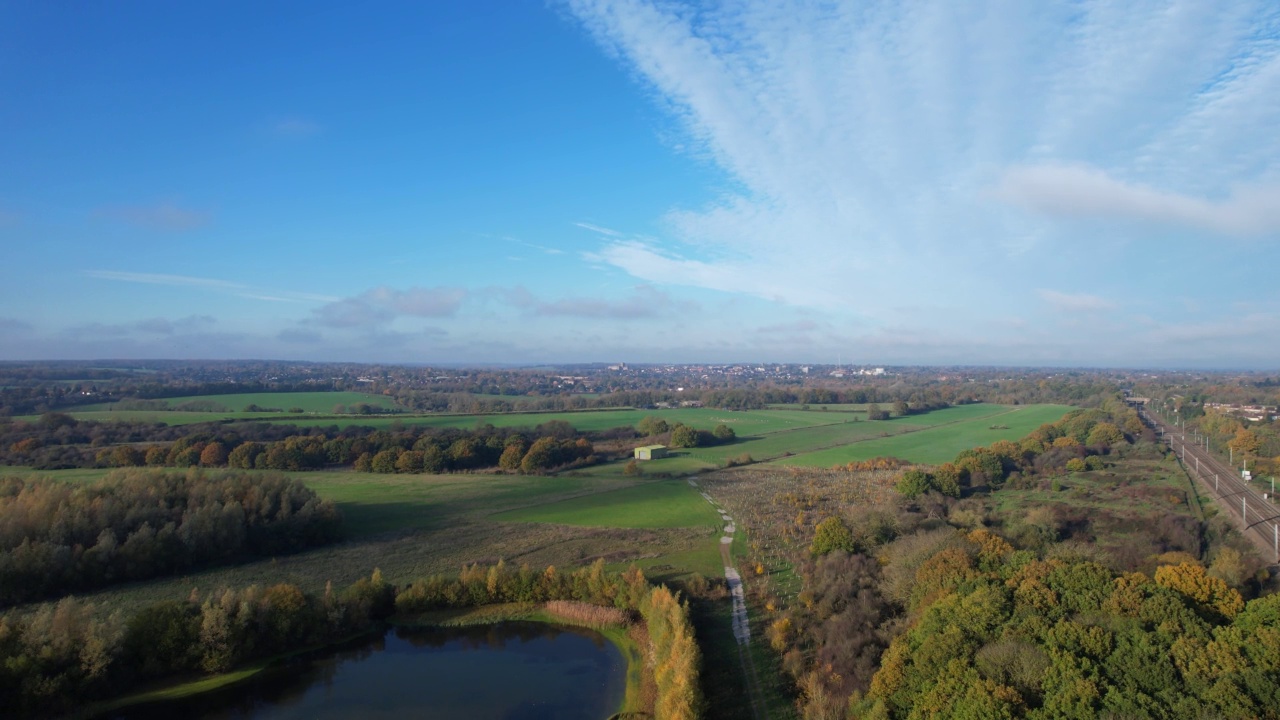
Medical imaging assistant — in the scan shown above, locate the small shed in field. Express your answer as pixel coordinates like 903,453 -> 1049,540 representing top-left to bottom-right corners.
634,444 -> 668,460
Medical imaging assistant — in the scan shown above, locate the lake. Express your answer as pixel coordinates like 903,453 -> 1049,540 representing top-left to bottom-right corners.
104,622 -> 629,720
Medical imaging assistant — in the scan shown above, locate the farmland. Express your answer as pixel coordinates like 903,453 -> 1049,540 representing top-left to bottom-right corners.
9,467 -> 726,614
26,391 -> 407,424
585,402 -> 1062,474
80,390 -> 405,413
493,479 -> 722,529
775,403 -> 1073,466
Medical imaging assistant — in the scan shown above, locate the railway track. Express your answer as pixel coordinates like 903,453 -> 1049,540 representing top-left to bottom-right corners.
1141,408 -> 1280,564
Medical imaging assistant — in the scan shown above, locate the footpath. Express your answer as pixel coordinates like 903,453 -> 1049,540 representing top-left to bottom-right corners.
688,477 -> 765,719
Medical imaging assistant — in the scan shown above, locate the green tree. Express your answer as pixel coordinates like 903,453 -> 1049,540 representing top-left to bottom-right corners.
712,424 -> 736,442
227,442 -> 262,469
933,463 -> 964,497
521,437 -> 557,474
395,450 -> 424,474
123,601 -> 201,678
895,469 -> 932,498
353,452 -> 373,473
1085,422 -> 1125,447
638,416 -> 670,436
498,443 -> 524,471
145,445 -> 168,466
670,424 -> 699,448
110,445 -> 146,467
370,449 -> 399,474
811,516 -> 856,556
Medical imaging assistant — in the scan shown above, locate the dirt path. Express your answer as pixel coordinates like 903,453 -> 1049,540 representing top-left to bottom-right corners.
690,478 -> 766,720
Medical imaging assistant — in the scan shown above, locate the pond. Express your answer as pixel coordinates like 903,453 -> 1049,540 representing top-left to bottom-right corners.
104,622 -> 629,720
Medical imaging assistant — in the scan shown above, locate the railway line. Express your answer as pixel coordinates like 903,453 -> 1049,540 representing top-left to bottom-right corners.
1140,407 -> 1280,564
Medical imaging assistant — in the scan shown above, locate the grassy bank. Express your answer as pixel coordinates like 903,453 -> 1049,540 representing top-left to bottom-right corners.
69,630 -> 375,720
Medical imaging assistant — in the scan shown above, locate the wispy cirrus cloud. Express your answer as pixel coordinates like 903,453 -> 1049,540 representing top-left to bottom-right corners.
574,222 -> 623,237
1038,289 -> 1115,313
63,315 -> 216,339
500,284 -> 696,319
0,317 -> 33,333
94,202 -> 211,231
504,236 -> 565,255
84,270 -> 338,304
564,0 -> 1280,330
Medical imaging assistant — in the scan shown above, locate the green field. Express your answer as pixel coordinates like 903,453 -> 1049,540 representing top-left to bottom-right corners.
25,404 -> 851,433
267,406 -> 846,434
8,467 -> 724,614
765,403 -> 868,412
64,392 -> 401,415
492,480 -> 722,529
776,404 -> 1073,466
576,403 -> 1024,475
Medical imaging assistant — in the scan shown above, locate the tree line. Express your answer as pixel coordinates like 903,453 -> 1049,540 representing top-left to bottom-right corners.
3,415 -> 608,474
0,570 -> 394,718
851,401 -> 1149,501
1,561 -> 702,720
0,469 -> 342,606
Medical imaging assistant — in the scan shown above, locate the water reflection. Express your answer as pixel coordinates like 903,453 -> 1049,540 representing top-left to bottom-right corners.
104,622 -> 626,720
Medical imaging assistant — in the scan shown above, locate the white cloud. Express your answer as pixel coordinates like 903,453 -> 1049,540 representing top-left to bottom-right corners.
564,0 -> 1280,328
63,315 -> 216,339
996,164 -> 1280,237
85,270 -> 240,290
505,237 -> 565,255
85,270 -> 339,304
1037,289 -> 1115,313
499,284 -> 696,319
312,286 -> 466,328
574,222 -> 623,237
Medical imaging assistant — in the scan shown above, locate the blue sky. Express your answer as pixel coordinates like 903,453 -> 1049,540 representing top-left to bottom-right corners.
2,1 -> 1278,367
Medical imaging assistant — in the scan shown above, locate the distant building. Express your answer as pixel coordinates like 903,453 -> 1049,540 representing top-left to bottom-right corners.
634,445 -> 669,460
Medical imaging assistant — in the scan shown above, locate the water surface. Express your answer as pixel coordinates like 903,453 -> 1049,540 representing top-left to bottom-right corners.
108,622 -> 627,720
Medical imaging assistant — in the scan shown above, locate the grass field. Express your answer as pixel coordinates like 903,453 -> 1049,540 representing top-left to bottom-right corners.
9,467 -> 724,615
22,404 -> 851,432
492,480 -> 722,529
32,391 -> 407,424
776,404 -> 1073,466
574,403 -> 1034,475
252,406 -> 848,434
78,391 -> 404,413
765,403 -> 868,412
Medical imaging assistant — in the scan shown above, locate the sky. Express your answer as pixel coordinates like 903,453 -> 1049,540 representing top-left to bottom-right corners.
2,0 -> 1279,368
